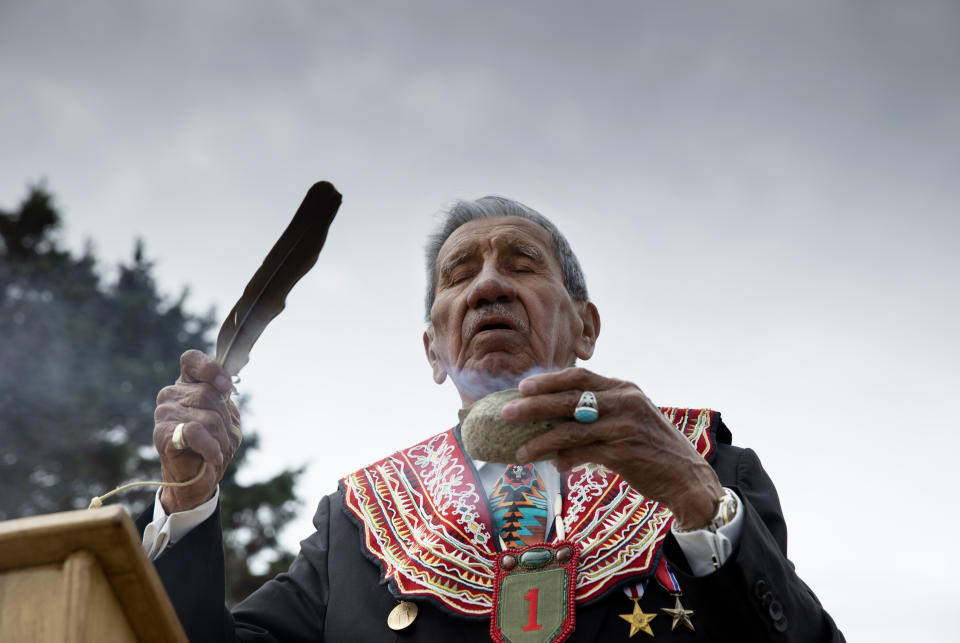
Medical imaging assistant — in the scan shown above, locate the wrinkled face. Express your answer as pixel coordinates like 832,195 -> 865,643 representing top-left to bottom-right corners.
424,216 -> 598,404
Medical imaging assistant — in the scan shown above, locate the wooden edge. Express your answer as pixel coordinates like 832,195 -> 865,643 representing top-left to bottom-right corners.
64,551 -> 96,640
0,507 -> 187,643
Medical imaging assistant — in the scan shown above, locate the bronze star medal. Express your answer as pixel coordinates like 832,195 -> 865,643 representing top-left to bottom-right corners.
618,598 -> 657,638
661,595 -> 695,631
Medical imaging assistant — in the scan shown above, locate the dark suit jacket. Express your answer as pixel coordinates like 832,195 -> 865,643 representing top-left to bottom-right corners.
139,426 -> 844,642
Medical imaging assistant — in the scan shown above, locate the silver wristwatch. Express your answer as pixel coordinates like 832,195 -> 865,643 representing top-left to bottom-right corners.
674,488 -> 738,533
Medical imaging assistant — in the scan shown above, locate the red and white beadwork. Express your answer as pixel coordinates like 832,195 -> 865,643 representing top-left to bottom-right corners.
340,407 -> 717,617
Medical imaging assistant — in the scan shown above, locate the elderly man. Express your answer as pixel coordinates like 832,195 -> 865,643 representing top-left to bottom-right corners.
141,197 -> 843,641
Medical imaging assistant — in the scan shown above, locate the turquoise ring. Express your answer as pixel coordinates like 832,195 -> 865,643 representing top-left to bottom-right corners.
574,391 -> 599,423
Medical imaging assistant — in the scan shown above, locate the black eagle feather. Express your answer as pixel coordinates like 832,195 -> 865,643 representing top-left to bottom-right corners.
215,181 -> 342,377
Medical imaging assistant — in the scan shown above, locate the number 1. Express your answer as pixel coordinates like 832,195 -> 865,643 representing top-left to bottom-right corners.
522,588 -> 543,632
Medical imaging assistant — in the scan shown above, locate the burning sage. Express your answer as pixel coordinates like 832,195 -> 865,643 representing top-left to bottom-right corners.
458,389 -> 565,462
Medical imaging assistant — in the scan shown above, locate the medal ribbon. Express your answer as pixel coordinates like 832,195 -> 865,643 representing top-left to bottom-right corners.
621,558 -> 682,600
655,557 -> 682,594
622,579 -> 649,600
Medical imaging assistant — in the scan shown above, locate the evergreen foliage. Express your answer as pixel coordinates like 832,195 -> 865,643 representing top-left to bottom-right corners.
0,184 -> 302,604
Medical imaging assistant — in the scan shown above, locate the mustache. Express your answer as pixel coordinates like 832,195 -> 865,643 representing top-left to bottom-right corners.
464,303 -> 529,339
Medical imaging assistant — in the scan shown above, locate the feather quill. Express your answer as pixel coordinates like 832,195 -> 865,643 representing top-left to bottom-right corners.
215,181 -> 342,377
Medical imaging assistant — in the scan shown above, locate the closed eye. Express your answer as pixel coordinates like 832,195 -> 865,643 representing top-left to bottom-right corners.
506,259 -> 538,274
449,270 -> 475,285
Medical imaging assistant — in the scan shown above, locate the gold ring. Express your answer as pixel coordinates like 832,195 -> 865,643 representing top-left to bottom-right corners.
172,422 -> 188,450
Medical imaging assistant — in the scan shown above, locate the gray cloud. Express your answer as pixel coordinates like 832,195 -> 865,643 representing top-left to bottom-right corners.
2,2 -> 957,639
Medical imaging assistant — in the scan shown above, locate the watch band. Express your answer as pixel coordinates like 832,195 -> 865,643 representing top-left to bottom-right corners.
709,488 -> 739,533
673,488 -> 739,534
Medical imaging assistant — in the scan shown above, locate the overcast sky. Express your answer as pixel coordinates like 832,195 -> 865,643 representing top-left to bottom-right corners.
2,1 -> 958,639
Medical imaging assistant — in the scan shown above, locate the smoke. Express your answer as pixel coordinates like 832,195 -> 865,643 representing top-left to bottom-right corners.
449,303 -> 569,403
449,365 -> 553,404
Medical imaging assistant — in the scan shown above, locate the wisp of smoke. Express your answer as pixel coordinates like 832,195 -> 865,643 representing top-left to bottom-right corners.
450,365 -> 553,404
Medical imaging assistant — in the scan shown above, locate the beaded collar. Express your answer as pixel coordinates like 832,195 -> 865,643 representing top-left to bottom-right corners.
340,407 -> 717,617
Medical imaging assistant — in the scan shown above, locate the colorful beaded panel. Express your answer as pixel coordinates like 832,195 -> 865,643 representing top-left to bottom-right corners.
340,407 -> 717,617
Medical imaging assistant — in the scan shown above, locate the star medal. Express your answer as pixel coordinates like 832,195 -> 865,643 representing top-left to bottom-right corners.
651,559 -> 693,631
491,541 -> 579,643
619,581 -> 656,638
619,600 -> 657,638
661,595 -> 694,632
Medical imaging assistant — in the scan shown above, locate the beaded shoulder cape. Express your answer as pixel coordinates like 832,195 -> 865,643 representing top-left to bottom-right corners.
340,407 -> 718,617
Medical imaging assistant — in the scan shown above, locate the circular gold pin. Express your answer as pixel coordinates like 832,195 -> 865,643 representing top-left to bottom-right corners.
387,600 -> 418,631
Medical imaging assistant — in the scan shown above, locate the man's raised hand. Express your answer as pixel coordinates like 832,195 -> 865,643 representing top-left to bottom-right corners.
153,349 -> 241,514
502,367 -> 723,530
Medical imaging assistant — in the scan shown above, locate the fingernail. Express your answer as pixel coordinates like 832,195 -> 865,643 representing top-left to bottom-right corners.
215,375 -> 231,392
501,403 -> 519,421
515,446 -> 529,463
519,379 -> 537,395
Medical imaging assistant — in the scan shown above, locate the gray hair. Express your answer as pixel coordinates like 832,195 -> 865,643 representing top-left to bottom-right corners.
424,196 -> 588,320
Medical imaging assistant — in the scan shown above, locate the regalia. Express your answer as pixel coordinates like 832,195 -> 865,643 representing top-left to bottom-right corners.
340,407 -> 717,619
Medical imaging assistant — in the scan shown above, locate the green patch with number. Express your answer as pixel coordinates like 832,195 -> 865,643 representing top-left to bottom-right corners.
497,567 -> 568,643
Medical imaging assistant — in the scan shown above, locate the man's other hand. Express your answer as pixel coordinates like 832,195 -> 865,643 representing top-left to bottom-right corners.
503,367 -> 723,530
153,349 -> 240,514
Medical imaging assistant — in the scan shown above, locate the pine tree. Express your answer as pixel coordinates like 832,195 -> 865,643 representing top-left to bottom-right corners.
0,184 -> 302,604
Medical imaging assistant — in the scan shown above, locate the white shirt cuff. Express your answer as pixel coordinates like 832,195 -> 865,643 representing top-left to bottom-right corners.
141,486 -> 219,560
670,488 -> 744,576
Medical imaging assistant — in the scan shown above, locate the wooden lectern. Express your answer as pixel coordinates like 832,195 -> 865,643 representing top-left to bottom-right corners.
0,506 -> 187,642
